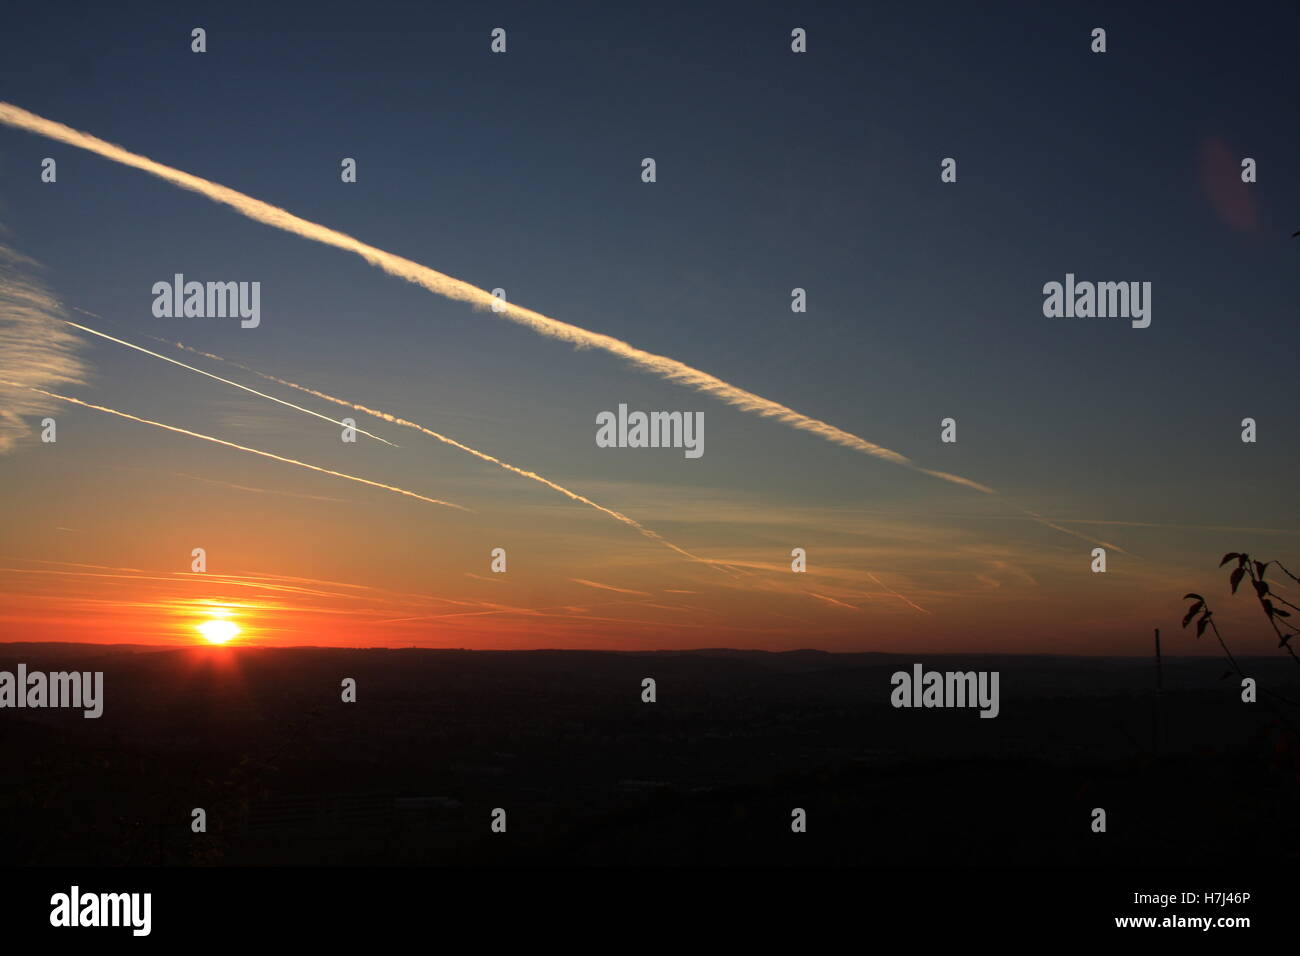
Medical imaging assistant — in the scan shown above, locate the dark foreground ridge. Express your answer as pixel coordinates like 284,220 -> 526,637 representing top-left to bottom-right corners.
2,644 -> 1296,866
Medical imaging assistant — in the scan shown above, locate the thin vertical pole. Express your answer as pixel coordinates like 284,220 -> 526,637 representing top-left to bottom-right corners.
1154,628 -> 1165,755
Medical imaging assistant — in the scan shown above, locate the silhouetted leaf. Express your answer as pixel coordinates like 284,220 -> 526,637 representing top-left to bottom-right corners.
1182,601 -> 1204,626
1230,567 -> 1245,593
1263,599 -> 1276,617
1253,579 -> 1269,598
1255,560 -> 1269,579
1184,592 -> 1204,602
1276,609 -> 1291,618
1196,613 -> 1211,638
1220,553 -> 1241,567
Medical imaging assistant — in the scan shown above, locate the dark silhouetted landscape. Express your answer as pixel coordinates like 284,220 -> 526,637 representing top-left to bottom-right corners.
3,643 -> 1296,867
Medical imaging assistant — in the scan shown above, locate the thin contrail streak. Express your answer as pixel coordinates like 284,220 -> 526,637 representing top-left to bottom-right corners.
809,591 -> 860,611
62,319 -> 397,446
138,337 -> 727,571
0,102 -> 993,496
161,335 -> 1122,559
1023,511 -> 1128,555
0,379 -> 466,511
866,571 -> 931,615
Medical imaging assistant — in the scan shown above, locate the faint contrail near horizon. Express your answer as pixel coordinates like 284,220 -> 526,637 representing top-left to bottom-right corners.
135,336 -> 729,571
0,378 -> 466,511
62,319 -> 397,446
865,571 -> 931,615
0,101 -> 994,496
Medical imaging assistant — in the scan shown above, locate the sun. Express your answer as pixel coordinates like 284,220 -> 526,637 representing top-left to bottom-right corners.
197,618 -> 240,644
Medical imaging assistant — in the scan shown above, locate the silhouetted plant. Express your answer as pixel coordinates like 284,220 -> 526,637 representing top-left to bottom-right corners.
1184,552 -> 1300,668
1181,552 -> 1300,736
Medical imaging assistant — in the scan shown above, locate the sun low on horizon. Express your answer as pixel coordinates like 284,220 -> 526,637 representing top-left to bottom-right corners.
191,606 -> 242,645
0,4 -> 1295,658
197,618 -> 240,644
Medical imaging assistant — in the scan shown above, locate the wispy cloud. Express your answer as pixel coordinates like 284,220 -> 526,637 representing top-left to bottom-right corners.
0,240 -> 89,452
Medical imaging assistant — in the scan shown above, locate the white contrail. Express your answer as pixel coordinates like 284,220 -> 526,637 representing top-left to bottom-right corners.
1022,511 -> 1128,555
136,337 -> 729,571
0,378 -> 466,511
62,319 -> 397,446
866,571 -> 931,615
151,336 -> 1117,559
0,101 -> 994,496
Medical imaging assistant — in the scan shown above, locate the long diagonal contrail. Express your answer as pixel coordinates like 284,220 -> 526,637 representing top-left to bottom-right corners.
152,335 -> 1119,557
62,320 -> 397,446
129,334 -> 727,571
0,101 -> 994,496
0,378 -> 465,511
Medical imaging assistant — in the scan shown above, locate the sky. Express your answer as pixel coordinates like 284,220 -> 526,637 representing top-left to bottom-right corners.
0,0 -> 1297,653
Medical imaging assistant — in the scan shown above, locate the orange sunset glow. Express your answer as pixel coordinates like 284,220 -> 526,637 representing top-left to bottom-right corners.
0,8 -> 1295,660
4,3 -> 1300,924
196,616 -> 239,644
